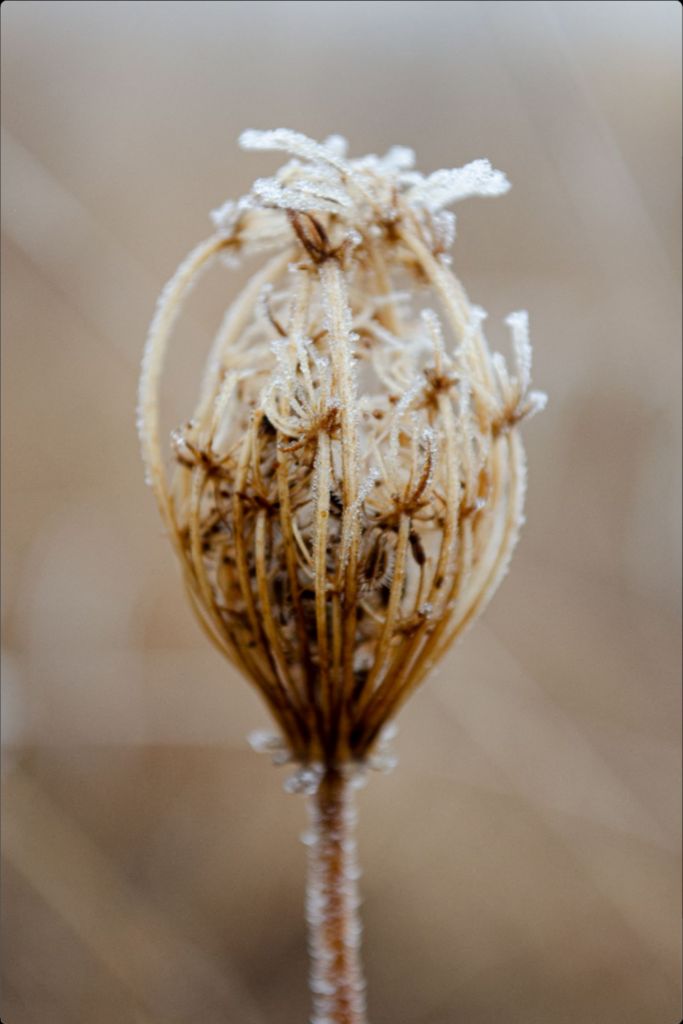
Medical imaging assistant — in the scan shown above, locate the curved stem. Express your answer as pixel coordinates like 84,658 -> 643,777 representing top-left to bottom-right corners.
306,771 -> 367,1024
139,234 -> 227,534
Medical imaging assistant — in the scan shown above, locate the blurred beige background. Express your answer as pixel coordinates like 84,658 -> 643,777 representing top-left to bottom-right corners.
1,2 -> 681,1022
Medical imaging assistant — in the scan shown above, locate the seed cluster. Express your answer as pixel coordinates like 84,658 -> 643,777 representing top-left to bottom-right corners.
139,130 -> 545,769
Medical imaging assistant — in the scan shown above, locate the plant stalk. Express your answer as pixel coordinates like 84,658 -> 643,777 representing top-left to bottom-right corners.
306,769 -> 366,1024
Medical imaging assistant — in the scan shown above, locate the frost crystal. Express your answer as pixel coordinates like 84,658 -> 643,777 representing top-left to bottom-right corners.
409,159 -> 510,211
284,764 -> 324,795
505,310 -> 531,392
201,129 -> 512,261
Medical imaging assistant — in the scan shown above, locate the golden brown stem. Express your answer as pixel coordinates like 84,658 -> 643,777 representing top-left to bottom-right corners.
306,771 -> 366,1024
314,431 -> 333,735
319,260 -> 360,707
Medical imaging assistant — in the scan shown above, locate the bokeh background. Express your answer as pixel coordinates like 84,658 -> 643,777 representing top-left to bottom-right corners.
2,2 -> 681,1022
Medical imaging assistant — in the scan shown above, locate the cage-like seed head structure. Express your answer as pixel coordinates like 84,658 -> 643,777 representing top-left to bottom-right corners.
139,130 -> 546,771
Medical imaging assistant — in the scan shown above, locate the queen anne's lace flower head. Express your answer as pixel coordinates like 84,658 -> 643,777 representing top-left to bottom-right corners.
139,129 -> 545,769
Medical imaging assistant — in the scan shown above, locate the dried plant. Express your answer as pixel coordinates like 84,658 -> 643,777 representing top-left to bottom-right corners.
138,129 -> 545,1024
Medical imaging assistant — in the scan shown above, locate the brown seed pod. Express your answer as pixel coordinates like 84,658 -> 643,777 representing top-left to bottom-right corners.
138,129 -> 546,772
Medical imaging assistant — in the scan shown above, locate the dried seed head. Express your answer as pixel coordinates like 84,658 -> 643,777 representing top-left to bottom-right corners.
139,129 -> 545,768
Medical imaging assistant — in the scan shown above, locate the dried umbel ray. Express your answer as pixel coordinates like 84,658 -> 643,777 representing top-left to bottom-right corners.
139,129 -> 545,1024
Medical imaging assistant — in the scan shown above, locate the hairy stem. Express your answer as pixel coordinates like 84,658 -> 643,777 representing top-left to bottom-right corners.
306,771 -> 366,1024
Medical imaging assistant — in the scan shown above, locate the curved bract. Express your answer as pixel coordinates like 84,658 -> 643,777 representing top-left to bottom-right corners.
138,130 -> 545,769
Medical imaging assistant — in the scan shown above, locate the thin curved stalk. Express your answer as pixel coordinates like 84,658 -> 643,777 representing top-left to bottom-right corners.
139,234 -> 228,535
197,249 -> 293,418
